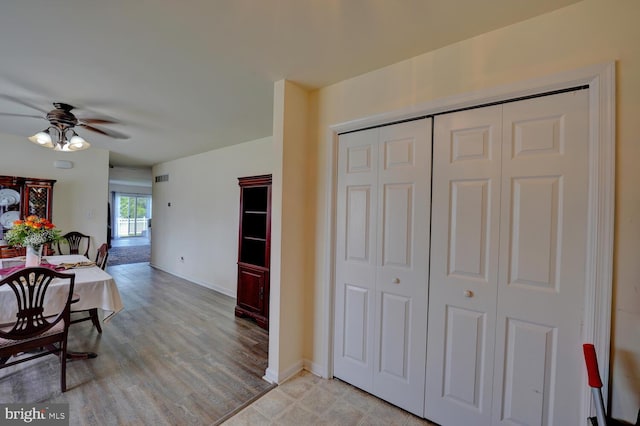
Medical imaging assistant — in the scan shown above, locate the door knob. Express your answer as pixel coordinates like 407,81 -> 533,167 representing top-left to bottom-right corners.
463,290 -> 474,298
392,278 -> 400,284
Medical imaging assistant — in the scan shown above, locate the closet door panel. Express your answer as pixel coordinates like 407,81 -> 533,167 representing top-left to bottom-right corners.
346,186 -> 372,262
501,319 -> 556,426
334,128 -> 379,391
381,183 -> 413,267
509,177 -> 560,288
372,119 -> 432,416
343,284 -> 369,363
373,119 -> 432,416
425,105 -> 502,426
494,90 -> 589,426
378,291 -> 411,377
442,306 -> 486,406
449,179 -> 490,279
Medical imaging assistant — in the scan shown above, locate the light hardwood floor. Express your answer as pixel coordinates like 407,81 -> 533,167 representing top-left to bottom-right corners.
2,262 -> 437,425
1,263 -> 272,425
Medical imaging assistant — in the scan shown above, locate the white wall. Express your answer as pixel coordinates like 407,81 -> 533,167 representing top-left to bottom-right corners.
109,166 -> 152,195
0,133 -> 110,258
151,136 -> 273,297
303,0 -> 640,421
109,183 -> 152,196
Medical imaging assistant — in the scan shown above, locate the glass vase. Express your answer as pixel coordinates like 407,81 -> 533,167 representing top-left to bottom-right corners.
25,245 -> 43,267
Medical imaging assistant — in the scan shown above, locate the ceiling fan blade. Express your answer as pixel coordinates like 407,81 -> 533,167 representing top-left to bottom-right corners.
78,123 -> 130,140
0,112 -> 44,119
77,117 -> 119,125
0,95 -> 48,113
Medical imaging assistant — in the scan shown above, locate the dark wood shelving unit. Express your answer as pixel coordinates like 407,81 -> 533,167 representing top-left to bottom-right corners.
235,174 -> 271,330
0,175 -> 56,244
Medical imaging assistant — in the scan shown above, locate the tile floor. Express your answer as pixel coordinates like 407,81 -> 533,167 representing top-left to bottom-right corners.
222,371 -> 436,426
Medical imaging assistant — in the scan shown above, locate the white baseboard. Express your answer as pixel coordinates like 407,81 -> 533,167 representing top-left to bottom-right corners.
279,360 -> 304,383
263,360 -> 304,384
263,367 -> 278,384
303,359 -> 328,379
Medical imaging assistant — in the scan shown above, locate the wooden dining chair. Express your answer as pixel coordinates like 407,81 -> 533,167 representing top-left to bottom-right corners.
0,267 -> 76,392
69,242 -> 109,334
43,242 -> 56,256
94,243 -> 109,270
57,231 -> 90,257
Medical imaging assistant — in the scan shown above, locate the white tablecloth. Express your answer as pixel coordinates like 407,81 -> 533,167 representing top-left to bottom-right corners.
0,255 -> 124,324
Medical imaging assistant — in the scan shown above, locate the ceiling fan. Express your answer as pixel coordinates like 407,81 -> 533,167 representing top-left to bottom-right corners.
0,96 -> 129,152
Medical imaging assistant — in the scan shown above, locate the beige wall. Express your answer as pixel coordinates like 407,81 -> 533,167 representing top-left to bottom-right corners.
304,0 -> 639,420
151,136 -> 273,297
267,80 -> 310,382
0,133 -> 110,258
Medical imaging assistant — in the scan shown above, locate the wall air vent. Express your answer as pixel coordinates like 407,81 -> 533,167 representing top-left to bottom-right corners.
155,174 -> 169,183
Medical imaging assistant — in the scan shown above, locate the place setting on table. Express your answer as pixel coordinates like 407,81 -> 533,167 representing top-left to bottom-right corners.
0,256 -> 97,274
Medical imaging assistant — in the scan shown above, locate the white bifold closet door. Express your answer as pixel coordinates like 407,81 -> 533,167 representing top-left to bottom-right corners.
425,104 -> 503,426
333,118 -> 432,416
425,89 -> 589,426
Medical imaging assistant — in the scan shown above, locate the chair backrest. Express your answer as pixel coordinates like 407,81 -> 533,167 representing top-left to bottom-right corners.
43,243 -> 55,256
95,243 -> 109,270
0,267 -> 75,340
58,231 -> 90,257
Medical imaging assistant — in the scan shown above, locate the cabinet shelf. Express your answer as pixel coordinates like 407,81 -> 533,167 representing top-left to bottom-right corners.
245,210 -> 267,215
244,236 -> 266,242
237,261 -> 269,271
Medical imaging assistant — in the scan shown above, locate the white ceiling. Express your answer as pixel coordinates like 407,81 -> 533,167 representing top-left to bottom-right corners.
0,0 -> 581,168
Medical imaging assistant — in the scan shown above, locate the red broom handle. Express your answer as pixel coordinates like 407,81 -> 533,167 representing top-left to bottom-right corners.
583,343 -> 603,388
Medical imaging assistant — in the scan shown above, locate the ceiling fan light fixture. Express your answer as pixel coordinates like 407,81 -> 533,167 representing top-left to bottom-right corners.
54,141 -> 71,152
28,129 -> 54,148
68,132 -> 90,151
29,126 -> 90,152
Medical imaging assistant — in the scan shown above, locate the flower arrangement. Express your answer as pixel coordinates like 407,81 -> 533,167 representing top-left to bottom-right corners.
4,215 -> 61,249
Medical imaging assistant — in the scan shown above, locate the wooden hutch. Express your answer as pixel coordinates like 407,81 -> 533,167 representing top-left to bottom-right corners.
0,175 -> 56,243
234,174 -> 271,330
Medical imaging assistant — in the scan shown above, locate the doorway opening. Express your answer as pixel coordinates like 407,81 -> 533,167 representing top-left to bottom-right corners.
109,192 -> 152,265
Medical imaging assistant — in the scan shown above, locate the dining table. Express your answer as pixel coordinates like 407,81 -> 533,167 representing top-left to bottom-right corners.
0,254 -> 124,326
